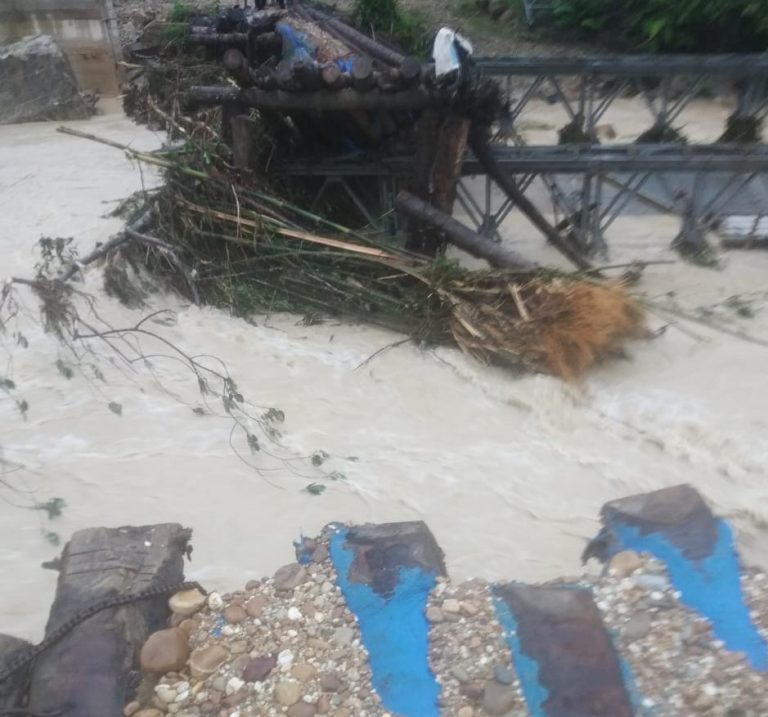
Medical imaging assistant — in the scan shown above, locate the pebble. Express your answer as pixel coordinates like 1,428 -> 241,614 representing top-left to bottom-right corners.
278,648 -> 295,669
224,605 -> 248,624
140,628 -> 190,674
609,550 -> 644,578
274,563 -> 307,591
634,574 -> 670,592
450,666 -> 470,683
622,613 -> 652,640
442,599 -> 461,614
287,703 -> 317,717
319,672 -> 343,692
274,679 -> 302,706
155,684 -> 178,704
425,606 -> 444,623
457,708 -> 474,717
169,588 -> 207,617
245,595 -> 267,618
332,627 -> 354,645
243,655 -> 276,682
189,644 -> 229,679
291,662 -> 318,682
493,665 -> 515,685
226,677 -> 245,696
287,606 -> 303,621
481,680 -> 517,715
124,701 -> 140,716
207,592 -> 224,611
134,711 -> 164,717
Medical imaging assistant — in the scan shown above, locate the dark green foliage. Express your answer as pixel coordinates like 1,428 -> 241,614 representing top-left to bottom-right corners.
351,0 -> 429,56
552,0 -> 768,52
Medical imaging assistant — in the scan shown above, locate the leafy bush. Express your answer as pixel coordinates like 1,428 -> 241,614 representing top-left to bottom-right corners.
352,0 -> 429,56
552,0 -> 768,52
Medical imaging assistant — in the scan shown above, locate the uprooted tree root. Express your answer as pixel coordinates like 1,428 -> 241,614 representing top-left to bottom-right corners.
442,274 -> 644,380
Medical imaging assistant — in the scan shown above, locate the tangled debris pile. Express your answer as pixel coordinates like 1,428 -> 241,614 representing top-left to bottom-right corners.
106,2 -> 646,380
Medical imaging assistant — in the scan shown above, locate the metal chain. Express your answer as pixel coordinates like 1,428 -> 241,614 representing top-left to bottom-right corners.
0,580 -> 207,684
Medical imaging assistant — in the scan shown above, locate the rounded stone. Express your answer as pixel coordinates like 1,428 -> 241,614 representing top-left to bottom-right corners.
457,708 -> 474,717
273,563 -> 307,591
425,606 -> 444,623
274,680 -> 301,706
124,701 -> 140,717
207,592 -> 224,611
319,672 -> 342,692
482,680 -> 516,715
287,703 -> 317,717
622,613 -> 652,639
608,550 -> 643,578
169,588 -> 207,617
134,711 -> 164,717
224,604 -> 248,624
243,655 -> 276,682
154,684 -> 178,704
189,644 -> 229,679
292,662 -> 318,682
442,599 -> 461,613
140,628 -> 190,674
245,595 -> 267,617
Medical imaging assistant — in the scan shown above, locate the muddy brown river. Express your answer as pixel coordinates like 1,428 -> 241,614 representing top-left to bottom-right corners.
2,106 -> 767,641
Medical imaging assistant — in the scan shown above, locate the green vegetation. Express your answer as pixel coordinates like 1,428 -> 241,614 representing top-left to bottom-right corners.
351,0 -> 430,56
552,0 -> 768,52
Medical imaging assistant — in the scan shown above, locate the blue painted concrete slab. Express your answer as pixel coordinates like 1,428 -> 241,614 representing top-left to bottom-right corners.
588,484 -> 768,671
328,522 -> 445,717
493,583 -> 634,717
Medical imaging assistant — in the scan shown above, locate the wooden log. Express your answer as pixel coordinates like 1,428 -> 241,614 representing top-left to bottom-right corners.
432,116 -> 470,215
190,85 -> 431,112
0,635 -> 32,711
187,32 -> 248,47
223,48 -> 256,88
321,64 -> 347,91
232,115 -> 257,170
406,110 -> 441,254
292,59 -> 324,91
396,191 -> 536,269
303,6 -> 405,67
468,128 -> 594,271
188,85 -> 240,106
351,56 -> 376,92
397,57 -> 422,87
27,524 -> 192,717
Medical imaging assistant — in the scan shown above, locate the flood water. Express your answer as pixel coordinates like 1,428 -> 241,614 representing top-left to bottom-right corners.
2,108 -> 767,641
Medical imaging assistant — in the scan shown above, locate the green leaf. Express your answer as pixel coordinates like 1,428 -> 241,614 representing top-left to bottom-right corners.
16,399 -> 29,417
263,407 -> 285,423
34,497 -> 66,520
247,433 -> 260,453
327,471 -> 347,481
311,450 -> 330,467
55,359 -> 74,380
108,401 -> 123,416
304,483 -> 326,495
0,377 -> 15,391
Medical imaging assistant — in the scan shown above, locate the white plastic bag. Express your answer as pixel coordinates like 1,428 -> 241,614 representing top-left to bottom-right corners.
432,27 -> 474,78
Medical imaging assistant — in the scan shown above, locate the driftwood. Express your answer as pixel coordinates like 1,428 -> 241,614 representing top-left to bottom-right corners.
190,85 -> 431,112
304,6 -> 405,68
396,190 -> 536,269
187,32 -> 248,47
0,635 -> 32,711
27,524 -> 192,717
468,128 -> 593,271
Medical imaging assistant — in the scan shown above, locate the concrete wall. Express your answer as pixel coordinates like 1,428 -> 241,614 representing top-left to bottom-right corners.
0,0 -> 122,94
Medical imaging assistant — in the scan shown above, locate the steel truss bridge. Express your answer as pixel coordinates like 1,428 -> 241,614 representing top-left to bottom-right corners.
278,54 -> 768,262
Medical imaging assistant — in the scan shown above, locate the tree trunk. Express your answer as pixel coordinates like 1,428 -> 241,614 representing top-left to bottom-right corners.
468,128 -> 593,270
396,191 -> 536,269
